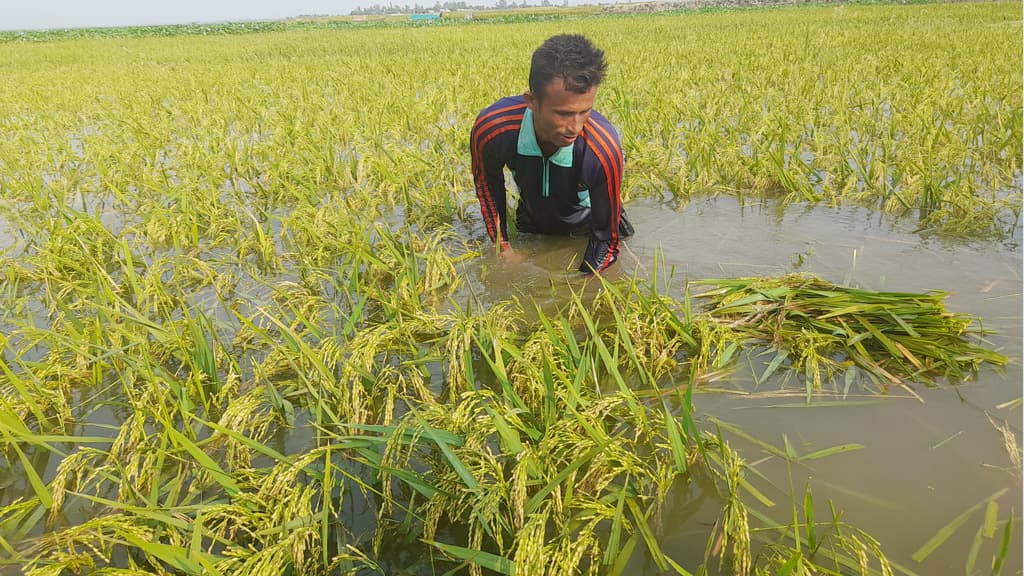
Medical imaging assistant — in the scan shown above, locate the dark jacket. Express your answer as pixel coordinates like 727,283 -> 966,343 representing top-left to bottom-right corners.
470,95 -> 632,273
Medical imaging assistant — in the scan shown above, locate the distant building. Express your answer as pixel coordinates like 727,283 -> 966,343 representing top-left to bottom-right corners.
409,13 -> 441,20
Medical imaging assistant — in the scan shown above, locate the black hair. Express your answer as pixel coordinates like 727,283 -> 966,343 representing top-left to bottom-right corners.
529,34 -> 607,100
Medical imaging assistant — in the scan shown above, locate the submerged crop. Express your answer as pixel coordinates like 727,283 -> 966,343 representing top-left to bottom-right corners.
0,2 -> 1019,574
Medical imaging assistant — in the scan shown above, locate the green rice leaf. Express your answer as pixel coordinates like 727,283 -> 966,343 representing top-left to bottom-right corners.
992,514 -> 1013,576
190,510 -> 204,562
965,524 -> 984,575
983,500 -> 999,538
804,484 -> 817,553
739,476 -> 775,508
608,533 -> 639,576
798,443 -> 864,461
426,540 -> 514,575
525,441 -> 609,516
10,443 -> 51,509
761,350 -> 789,382
912,489 -> 1007,563
604,484 -> 628,566
662,399 -> 689,474
411,412 -> 476,491
166,426 -> 240,497
627,498 -> 669,572
120,531 -> 215,575
485,405 -> 523,455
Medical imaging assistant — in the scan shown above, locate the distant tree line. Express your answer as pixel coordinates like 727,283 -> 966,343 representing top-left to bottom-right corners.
350,0 -> 565,15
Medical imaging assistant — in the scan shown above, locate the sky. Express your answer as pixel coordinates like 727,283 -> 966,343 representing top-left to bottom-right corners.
1,0 -> 387,31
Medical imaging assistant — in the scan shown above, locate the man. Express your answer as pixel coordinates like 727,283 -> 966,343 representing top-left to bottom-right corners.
470,34 -> 634,274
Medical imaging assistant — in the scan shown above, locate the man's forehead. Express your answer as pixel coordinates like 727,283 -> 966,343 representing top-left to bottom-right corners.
543,76 -> 590,93
539,78 -> 597,105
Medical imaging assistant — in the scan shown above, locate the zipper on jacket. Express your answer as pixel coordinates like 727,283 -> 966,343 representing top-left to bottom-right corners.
542,158 -> 550,198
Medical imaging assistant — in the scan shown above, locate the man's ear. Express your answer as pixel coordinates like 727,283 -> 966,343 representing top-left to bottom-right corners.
523,91 -> 537,112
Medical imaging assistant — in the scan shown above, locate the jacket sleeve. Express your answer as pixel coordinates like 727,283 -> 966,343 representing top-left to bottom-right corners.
579,122 -> 624,273
470,117 -> 510,245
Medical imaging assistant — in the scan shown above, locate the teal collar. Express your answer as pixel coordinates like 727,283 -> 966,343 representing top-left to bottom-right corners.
517,107 -> 574,167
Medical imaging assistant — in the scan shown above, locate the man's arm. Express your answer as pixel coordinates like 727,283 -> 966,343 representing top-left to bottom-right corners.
470,113 -> 512,248
579,118 -> 624,273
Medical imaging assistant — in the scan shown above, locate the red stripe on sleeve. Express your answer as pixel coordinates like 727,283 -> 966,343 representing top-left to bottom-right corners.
475,102 -> 527,127
471,116 -> 523,242
583,119 -> 624,270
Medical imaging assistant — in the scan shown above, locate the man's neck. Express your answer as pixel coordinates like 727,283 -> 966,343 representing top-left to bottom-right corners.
538,142 -> 558,157
532,115 -> 559,157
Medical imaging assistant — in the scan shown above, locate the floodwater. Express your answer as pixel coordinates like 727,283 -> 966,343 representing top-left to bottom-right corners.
2,192 -> 1020,573
466,195 -> 1022,574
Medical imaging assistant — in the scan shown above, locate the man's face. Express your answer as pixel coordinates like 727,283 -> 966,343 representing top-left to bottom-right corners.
525,77 -> 597,153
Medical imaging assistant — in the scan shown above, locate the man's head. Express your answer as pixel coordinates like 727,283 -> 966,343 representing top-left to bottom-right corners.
524,35 -> 607,153
528,34 -> 607,99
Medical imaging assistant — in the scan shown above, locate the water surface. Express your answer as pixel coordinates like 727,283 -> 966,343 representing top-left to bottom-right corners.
465,195 -> 1022,574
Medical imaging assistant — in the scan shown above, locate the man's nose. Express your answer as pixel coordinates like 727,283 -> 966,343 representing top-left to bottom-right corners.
569,115 -> 585,134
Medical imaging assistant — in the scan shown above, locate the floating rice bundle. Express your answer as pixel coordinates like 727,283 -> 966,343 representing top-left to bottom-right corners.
692,274 -> 1007,393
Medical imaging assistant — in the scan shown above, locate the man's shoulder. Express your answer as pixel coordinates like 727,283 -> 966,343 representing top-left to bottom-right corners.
474,95 -> 528,124
583,110 -> 622,149
580,110 -> 623,184
471,96 -> 527,154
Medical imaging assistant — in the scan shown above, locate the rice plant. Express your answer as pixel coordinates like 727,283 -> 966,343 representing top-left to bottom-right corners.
0,2 -> 1018,574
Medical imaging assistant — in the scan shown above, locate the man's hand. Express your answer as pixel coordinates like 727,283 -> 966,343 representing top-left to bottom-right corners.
499,242 -> 525,265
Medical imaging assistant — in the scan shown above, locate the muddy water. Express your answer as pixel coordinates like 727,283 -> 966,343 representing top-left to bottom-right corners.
2,191 -> 1019,572
466,195 -> 1022,574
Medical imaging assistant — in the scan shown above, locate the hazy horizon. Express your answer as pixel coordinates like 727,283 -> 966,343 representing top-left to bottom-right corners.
1,0 -> 601,31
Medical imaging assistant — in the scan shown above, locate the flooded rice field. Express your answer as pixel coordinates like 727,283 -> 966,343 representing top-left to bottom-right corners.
1,3 -> 1020,574
470,194 -> 1022,573
3,187 -> 1018,574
